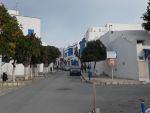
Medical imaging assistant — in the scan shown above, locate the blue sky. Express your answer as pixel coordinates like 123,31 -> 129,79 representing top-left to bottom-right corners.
2,0 -> 148,47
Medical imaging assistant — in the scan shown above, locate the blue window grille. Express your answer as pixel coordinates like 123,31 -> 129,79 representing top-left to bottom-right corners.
28,29 -> 34,36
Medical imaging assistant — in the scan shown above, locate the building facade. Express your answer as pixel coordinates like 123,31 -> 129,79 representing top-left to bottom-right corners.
64,42 -> 79,66
84,23 -> 143,42
98,30 -> 150,82
8,9 -> 41,37
79,23 -> 143,58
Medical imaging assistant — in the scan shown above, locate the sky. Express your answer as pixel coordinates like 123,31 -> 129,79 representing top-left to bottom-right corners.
1,0 -> 148,48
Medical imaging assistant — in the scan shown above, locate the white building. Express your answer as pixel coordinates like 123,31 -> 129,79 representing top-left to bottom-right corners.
8,9 -> 41,37
95,30 -> 150,82
64,42 -> 79,66
56,48 -> 65,68
85,27 -> 108,41
85,23 -> 143,42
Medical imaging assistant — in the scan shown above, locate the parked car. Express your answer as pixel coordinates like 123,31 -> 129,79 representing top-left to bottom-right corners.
69,66 -> 81,76
63,66 -> 70,71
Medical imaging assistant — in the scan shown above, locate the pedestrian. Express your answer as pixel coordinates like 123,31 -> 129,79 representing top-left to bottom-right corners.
81,63 -> 83,72
84,63 -> 87,72
56,65 -> 59,72
2,72 -> 8,82
50,67 -> 52,72
87,63 -> 92,80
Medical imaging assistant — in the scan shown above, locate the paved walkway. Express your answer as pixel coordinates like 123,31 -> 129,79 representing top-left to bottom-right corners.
0,73 -> 50,96
81,72 -> 143,85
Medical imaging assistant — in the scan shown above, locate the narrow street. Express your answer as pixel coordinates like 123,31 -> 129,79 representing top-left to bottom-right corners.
0,71 -> 149,113
0,71 -> 93,113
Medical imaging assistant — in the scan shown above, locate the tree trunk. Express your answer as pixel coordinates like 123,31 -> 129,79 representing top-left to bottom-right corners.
43,63 -> 48,76
12,60 -> 16,82
30,65 -> 33,79
43,66 -> 47,75
24,66 -> 29,80
35,66 -> 39,76
33,65 -> 38,77
12,66 -> 15,82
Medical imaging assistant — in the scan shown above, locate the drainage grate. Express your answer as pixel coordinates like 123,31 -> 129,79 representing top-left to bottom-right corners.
56,88 -> 72,91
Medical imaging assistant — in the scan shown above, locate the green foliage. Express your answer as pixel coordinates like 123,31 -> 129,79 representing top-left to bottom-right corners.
81,40 -> 106,62
0,4 -> 23,59
74,46 -> 80,59
41,46 -> 49,66
0,4 -> 60,68
41,45 -> 61,66
16,34 -> 41,66
142,0 -> 150,31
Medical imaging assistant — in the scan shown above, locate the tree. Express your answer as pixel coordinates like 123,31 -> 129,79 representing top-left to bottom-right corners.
41,45 -> 61,73
81,40 -> 106,71
41,46 -> 49,67
15,34 -> 41,79
0,4 -> 23,57
47,46 -> 61,64
142,0 -> 150,31
0,4 -> 23,82
41,46 -> 61,65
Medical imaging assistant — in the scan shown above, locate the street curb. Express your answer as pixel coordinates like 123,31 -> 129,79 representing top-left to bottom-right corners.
0,75 -> 46,88
81,75 -> 143,85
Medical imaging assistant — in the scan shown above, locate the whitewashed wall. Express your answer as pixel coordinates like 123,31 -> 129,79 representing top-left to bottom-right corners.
106,38 -> 139,80
99,30 -> 150,80
90,61 -> 106,76
16,16 -> 41,37
84,24 -> 143,42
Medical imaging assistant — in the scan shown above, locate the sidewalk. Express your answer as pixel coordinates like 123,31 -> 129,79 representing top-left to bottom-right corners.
81,73 -> 143,85
0,73 -> 49,96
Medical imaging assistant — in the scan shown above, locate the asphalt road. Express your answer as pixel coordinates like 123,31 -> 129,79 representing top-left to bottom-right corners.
0,70 -> 150,113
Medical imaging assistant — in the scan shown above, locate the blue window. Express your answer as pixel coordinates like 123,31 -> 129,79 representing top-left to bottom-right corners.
28,29 -> 34,36
68,48 -> 73,56
79,38 -> 86,56
65,53 -> 67,57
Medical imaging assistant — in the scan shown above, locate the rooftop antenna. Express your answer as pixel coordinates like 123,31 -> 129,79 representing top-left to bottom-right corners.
0,0 -> 2,5
15,1 -> 19,14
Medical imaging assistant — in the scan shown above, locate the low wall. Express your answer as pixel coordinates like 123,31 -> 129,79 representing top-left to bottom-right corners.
0,61 -> 54,80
